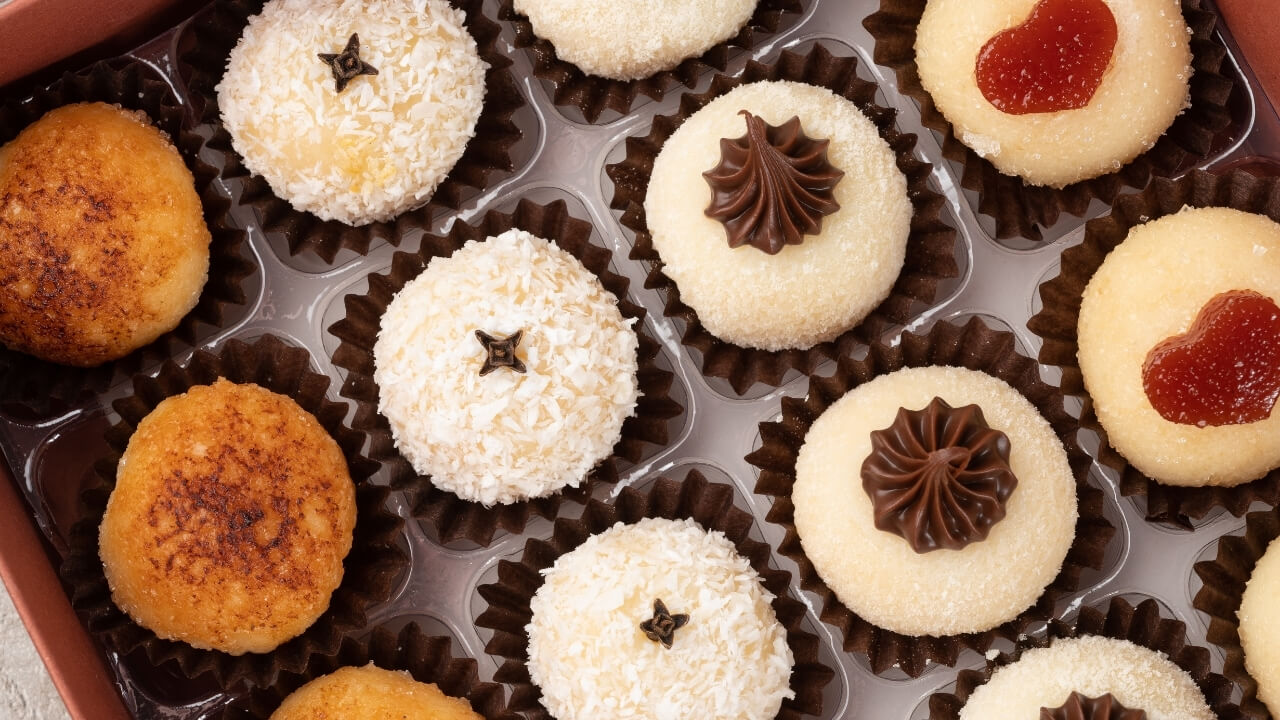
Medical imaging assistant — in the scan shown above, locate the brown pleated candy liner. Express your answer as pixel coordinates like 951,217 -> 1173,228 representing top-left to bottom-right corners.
178,0 -> 525,263
926,596 -> 1243,720
0,59 -> 253,416
327,198 -> 683,546
862,0 -> 1234,241
1192,509 -> 1280,720
221,623 -> 518,720
744,316 -> 1114,677
59,335 -> 408,690
498,0 -> 805,123
1026,169 -> 1280,528
606,44 -> 959,395
474,470 -> 835,720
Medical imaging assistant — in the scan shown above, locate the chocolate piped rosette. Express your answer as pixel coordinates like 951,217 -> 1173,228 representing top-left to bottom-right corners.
328,199 -> 681,544
475,471 -> 832,720
863,0 -> 1232,240
747,317 -> 1113,675
608,45 -> 958,393
926,597 -> 1241,720
1028,170 -> 1280,525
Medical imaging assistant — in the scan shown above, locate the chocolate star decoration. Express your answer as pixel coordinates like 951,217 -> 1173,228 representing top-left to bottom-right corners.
639,598 -> 689,649
318,33 -> 378,93
475,330 -> 527,376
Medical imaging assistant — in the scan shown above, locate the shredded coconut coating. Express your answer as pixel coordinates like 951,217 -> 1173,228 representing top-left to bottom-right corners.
794,366 -> 1077,636
1241,536 -> 1280,717
373,230 -> 639,506
217,0 -> 487,226
646,81 -> 911,351
1078,207 -> 1280,487
526,518 -> 794,720
512,0 -> 757,81
961,636 -> 1214,719
916,0 -> 1191,188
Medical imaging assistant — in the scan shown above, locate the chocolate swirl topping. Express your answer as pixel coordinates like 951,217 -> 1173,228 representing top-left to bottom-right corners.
1041,692 -> 1148,720
861,397 -> 1018,553
702,110 -> 844,255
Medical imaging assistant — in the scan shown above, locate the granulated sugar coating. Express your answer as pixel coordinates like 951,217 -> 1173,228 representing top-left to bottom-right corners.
916,0 -> 1191,188
526,518 -> 794,720
1078,207 -> 1280,487
217,0 -> 486,226
794,366 -> 1076,636
646,81 -> 911,351
512,0 -> 757,81
373,230 -> 639,506
1240,536 -> 1280,717
960,636 -> 1214,719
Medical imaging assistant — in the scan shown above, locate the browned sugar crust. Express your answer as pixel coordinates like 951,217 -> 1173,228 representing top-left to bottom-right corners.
99,379 -> 356,655
0,102 -> 210,367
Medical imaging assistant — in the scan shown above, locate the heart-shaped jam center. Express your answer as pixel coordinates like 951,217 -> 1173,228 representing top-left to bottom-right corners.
976,0 -> 1118,115
1143,290 -> 1280,427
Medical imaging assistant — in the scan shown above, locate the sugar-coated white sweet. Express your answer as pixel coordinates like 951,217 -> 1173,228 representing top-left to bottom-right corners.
794,366 -> 1076,636
915,0 -> 1191,188
218,0 -> 487,225
960,636 -> 1214,720
512,0 -> 757,81
646,81 -> 911,351
373,230 -> 639,506
526,518 -> 794,720
1239,536 -> 1280,717
1077,207 -> 1280,487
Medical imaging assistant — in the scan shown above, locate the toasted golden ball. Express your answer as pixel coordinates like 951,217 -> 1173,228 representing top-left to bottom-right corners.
270,665 -> 483,720
0,102 -> 211,367
99,379 -> 356,655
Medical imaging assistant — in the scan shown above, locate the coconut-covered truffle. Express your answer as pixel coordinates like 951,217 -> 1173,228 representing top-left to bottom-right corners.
373,229 -> 639,506
270,664 -> 483,720
526,517 -> 794,720
915,0 -> 1191,188
217,0 -> 487,226
98,379 -> 356,655
645,80 -> 911,351
793,366 -> 1077,636
1239,536 -> 1280,717
1077,207 -> 1280,487
0,102 -> 210,367
960,636 -> 1214,719
511,0 -> 758,81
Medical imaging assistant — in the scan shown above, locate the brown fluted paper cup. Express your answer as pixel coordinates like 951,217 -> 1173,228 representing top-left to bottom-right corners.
59,335 -> 408,690
745,316 -> 1114,677
327,198 -> 684,546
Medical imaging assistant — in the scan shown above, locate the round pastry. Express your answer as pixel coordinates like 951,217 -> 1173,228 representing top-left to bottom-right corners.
915,0 -> 1192,188
1077,206 -> 1280,487
526,517 -> 794,720
511,0 -> 757,81
645,80 -> 911,351
960,636 -> 1214,719
217,0 -> 487,226
98,379 -> 356,655
270,664 -> 482,720
373,228 -> 639,506
793,365 -> 1077,636
0,102 -> 211,367
1239,535 -> 1280,716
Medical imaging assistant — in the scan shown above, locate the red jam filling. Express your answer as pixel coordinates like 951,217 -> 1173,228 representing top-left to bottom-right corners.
1142,290 -> 1280,427
975,0 -> 1118,115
